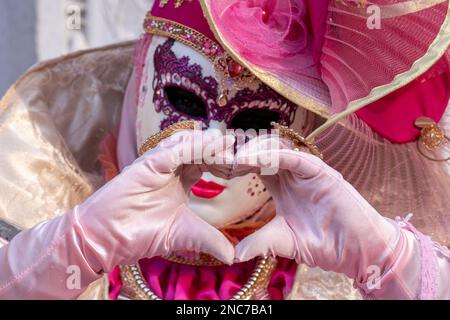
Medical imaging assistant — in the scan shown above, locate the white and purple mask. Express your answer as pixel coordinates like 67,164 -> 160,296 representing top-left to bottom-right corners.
134,4 -> 312,228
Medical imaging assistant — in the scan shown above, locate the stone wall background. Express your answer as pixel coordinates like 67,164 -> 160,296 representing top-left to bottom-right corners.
0,0 -> 37,95
0,0 -> 151,96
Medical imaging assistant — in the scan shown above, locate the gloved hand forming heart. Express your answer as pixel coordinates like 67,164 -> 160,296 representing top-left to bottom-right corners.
81,129 -> 238,270
0,129 -> 237,299
231,135 -> 448,299
1,131 -> 447,300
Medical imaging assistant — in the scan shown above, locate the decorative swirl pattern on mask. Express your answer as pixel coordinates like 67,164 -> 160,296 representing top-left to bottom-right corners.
153,39 -> 219,129
153,38 -> 298,130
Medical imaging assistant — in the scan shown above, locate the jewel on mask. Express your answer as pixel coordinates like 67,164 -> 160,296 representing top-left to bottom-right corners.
181,76 -> 191,88
218,91 -> 229,107
192,83 -> 201,96
261,10 -> 269,23
172,73 -> 181,84
214,53 -> 256,107
227,60 -> 244,78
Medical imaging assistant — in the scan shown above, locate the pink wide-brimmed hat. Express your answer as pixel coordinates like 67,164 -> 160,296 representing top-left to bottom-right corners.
138,0 -> 450,244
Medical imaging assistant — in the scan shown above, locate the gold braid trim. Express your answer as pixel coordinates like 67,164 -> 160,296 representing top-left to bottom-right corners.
143,14 -> 223,62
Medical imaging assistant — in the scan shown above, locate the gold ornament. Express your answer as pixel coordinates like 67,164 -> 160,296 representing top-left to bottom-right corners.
214,52 -> 257,107
138,120 -> 199,156
164,252 -> 226,267
415,117 -> 449,162
272,122 -> 323,159
144,15 -> 223,62
119,256 -> 278,300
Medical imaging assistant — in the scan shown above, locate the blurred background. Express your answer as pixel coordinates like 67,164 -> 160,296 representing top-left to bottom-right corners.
0,0 -> 150,96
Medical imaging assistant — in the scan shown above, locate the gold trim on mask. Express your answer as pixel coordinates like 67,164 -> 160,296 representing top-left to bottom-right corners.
138,120 -> 198,156
143,14 -> 223,62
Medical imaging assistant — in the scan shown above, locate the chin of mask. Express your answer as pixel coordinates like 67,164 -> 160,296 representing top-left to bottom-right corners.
136,36 -> 312,228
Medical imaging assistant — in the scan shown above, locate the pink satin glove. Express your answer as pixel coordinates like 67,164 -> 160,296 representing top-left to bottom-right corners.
0,129 -> 235,299
234,136 -> 449,300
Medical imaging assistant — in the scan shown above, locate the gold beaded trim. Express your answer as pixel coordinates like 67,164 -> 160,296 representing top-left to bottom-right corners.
119,265 -> 161,300
272,122 -> 324,159
143,14 -> 223,62
163,252 -> 226,267
138,120 -> 199,156
119,257 -> 278,300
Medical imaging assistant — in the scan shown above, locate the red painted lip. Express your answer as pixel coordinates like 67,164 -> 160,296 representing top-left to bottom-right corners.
191,179 -> 226,199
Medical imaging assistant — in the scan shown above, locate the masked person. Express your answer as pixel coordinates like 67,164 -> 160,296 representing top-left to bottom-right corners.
0,0 -> 449,300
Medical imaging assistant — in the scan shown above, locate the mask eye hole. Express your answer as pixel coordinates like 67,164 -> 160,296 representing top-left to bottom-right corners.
165,86 -> 208,119
231,109 -> 281,131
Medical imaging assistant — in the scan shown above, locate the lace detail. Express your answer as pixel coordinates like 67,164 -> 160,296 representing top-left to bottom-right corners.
149,38 -> 299,130
395,215 -> 438,300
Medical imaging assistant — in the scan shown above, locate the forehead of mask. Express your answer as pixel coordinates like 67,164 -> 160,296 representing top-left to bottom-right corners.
135,35 -> 312,228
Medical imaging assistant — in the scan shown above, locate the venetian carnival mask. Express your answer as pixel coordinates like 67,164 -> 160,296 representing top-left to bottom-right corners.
118,0 -> 450,250
136,35 -> 313,228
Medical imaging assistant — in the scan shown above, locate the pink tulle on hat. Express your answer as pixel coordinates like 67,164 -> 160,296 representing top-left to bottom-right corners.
206,0 -> 322,74
203,0 -> 332,117
202,0 -> 450,143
